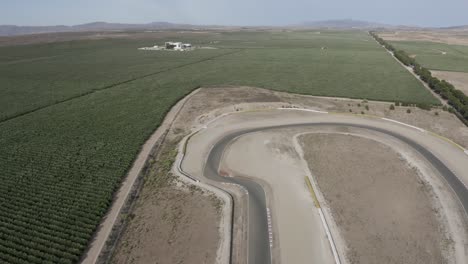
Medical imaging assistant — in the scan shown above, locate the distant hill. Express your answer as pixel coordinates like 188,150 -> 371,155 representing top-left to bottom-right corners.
296,19 -> 391,29
2,20 -> 468,36
0,21 -> 199,36
438,25 -> 468,31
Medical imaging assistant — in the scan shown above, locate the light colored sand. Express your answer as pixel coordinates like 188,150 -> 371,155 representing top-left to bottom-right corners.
432,70 -> 468,95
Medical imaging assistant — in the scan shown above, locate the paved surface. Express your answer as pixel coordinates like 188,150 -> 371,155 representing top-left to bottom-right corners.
203,119 -> 468,264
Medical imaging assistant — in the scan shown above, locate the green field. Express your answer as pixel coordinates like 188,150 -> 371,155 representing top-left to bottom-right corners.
0,30 -> 437,263
390,40 -> 468,72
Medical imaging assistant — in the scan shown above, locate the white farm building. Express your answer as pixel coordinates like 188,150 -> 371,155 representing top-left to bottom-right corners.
165,42 -> 192,50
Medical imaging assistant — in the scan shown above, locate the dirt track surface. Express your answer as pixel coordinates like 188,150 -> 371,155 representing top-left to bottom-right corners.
301,133 -> 449,263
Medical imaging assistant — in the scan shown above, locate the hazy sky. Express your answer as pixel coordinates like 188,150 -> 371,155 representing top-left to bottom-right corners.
2,0 -> 468,27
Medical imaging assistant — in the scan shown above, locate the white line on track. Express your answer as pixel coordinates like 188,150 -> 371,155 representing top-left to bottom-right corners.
381,118 -> 426,132
318,209 -> 341,264
266,208 -> 273,248
276,108 -> 329,114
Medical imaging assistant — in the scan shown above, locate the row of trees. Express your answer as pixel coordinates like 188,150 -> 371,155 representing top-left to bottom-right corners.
370,32 -> 468,123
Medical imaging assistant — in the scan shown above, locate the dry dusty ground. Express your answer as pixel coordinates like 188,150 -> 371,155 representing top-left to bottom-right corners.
112,182 -> 221,264
301,133 -> 455,264
432,70 -> 468,95
379,30 -> 468,46
108,86 -> 468,264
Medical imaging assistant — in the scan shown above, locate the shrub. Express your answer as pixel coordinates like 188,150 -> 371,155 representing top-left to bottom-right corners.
390,104 -> 395,110
365,105 -> 369,111
416,103 -> 431,111
407,109 -> 411,114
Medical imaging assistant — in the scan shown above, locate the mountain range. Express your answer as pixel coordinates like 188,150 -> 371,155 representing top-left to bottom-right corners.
0,21 -> 198,36
1,19 -> 467,37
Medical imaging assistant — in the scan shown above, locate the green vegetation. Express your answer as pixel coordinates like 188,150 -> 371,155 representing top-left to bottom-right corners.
388,41 -> 468,72
371,32 -> 468,123
0,30 -> 437,263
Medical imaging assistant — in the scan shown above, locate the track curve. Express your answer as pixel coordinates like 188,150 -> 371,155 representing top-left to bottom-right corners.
202,121 -> 468,264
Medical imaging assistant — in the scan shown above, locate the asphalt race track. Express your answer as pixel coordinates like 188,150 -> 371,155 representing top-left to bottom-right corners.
203,121 -> 468,264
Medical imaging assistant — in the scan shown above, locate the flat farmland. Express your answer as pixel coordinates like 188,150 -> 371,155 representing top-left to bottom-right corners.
389,40 -> 468,72
0,30 -> 437,263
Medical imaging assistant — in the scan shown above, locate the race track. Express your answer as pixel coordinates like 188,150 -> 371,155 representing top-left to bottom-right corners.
183,110 -> 468,264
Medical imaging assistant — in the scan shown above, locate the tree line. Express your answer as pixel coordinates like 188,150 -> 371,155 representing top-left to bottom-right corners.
370,31 -> 468,124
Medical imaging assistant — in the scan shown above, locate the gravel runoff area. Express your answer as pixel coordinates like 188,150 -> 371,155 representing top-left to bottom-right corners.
104,86 -> 468,264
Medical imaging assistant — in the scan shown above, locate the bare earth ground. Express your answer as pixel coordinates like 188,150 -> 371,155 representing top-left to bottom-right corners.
112,181 -> 221,264
379,31 -> 468,46
301,133 -> 453,264
108,86 -> 468,264
432,70 -> 468,95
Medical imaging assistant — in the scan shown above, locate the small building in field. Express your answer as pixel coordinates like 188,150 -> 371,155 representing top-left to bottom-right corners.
165,42 -> 183,50
165,42 -> 192,51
